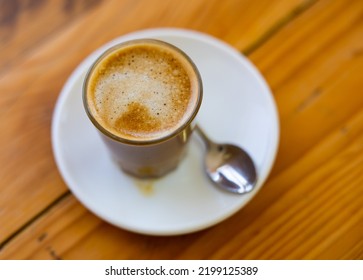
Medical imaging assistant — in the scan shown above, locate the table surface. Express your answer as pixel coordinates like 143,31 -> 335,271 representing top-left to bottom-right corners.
1,0 -> 363,260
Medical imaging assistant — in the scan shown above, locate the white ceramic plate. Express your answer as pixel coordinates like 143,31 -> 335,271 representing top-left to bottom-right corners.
51,28 -> 279,235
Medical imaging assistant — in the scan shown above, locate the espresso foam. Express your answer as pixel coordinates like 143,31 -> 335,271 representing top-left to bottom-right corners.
87,41 -> 199,140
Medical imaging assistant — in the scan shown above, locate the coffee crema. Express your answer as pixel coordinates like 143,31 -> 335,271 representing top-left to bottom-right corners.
86,40 -> 200,141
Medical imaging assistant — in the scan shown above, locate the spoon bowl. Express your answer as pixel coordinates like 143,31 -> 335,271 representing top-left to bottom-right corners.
195,125 -> 257,194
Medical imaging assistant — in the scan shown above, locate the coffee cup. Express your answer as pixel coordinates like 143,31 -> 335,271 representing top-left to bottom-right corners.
83,39 -> 202,178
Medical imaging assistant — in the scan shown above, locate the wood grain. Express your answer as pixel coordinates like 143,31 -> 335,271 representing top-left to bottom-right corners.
1,0 -> 363,260
250,0 -> 363,176
0,0 -> 104,74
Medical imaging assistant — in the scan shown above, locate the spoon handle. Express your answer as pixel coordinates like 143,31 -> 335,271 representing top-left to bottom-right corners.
194,125 -> 213,148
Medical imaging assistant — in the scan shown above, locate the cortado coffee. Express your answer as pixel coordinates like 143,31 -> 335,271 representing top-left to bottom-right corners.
85,39 -> 200,141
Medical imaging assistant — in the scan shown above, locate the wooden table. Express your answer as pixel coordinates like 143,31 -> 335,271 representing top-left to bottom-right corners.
1,0 -> 363,260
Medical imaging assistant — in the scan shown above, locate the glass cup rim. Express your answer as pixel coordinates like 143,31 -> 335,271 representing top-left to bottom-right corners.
82,38 -> 203,146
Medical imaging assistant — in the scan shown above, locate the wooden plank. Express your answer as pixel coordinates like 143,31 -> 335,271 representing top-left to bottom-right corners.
0,195 -> 102,259
0,0 -> 104,74
249,0 -> 363,175
230,135 -> 363,259
0,0 -> 309,247
0,194 -> 207,259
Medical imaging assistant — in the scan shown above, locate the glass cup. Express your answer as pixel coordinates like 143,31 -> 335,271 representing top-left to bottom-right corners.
83,39 -> 202,178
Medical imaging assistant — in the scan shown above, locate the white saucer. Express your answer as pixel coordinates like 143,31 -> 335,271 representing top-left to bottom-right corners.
51,28 -> 279,235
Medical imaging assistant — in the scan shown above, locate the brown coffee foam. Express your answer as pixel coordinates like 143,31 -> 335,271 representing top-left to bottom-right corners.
87,41 -> 199,140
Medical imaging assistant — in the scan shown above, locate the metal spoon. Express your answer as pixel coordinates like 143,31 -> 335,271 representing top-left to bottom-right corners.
194,125 -> 257,194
